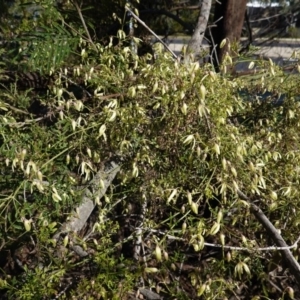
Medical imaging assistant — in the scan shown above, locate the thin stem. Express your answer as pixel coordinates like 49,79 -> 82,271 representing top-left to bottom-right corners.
72,1 -> 98,52
125,7 -> 177,59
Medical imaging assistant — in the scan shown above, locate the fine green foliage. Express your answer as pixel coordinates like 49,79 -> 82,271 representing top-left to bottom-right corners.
1,1 -> 300,299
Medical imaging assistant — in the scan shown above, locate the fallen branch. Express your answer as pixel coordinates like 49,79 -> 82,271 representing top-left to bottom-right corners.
53,159 -> 120,240
237,189 -> 300,285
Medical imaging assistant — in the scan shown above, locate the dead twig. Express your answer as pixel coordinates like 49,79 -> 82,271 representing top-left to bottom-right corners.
125,7 -> 177,60
72,1 -> 98,52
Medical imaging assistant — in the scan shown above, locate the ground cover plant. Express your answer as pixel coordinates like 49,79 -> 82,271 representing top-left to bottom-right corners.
1,1 -> 300,299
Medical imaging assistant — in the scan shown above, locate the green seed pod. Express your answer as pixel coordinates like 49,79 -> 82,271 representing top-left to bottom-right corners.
145,267 -> 158,273
24,218 -> 32,232
200,85 -> 206,100
220,39 -> 227,48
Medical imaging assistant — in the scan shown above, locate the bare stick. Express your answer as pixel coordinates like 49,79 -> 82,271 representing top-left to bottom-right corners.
133,195 -> 148,261
125,7 -> 177,59
237,189 -> 300,285
208,26 -> 219,67
72,1 -> 98,52
208,16 -> 224,68
138,227 -> 300,251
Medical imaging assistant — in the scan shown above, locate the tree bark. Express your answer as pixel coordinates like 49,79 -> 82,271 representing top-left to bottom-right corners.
211,0 -> 248,71
186,0 -> 212,59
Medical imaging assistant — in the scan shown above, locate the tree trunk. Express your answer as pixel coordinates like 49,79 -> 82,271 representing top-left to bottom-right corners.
186,0 -> 212,60
211,0 -> 248,71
